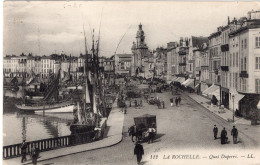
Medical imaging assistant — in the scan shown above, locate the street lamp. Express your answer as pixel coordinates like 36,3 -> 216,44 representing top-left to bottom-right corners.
232,94 -> 235,122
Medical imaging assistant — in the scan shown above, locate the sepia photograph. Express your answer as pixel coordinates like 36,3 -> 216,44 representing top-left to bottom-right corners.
2,1 -> 260,165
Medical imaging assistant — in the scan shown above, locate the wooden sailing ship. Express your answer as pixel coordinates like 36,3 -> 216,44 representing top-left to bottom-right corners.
70,28 -> 107,134
15,68 -> 75,113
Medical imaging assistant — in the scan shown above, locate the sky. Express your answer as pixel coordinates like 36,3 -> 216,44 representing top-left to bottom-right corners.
3,1 -> 260,57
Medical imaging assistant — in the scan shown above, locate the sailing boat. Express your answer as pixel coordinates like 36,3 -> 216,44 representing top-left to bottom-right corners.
15,68 -> 75,113
70,27 -> 105,134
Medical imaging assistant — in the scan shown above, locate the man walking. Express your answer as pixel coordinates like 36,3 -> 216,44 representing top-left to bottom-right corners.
231,126 -> 238,144
178,96 -> 182,105
170,97 -> 173,107
175,97 -> 178,106
20,140 -> 27,163
148,127 -> 156,144
31,143 -> 39,165
161,100 -> 165,109
134,141 -> 144,165
213,125 -> 218,140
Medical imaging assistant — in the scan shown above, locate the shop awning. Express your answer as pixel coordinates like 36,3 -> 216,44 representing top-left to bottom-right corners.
202,84 -> 219,96
171,77 -> 178,82
233,93 -> 245,102
182,79 -> 191,86
177,77 -> 186,84
230,88 -> 245,102
174,77 -> 181,82
210,88 -> 220,100
200,83 -> 208,92
182,79 -> 194,87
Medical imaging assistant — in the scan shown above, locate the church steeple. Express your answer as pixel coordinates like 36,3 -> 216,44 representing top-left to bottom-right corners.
136,23 -> 147,48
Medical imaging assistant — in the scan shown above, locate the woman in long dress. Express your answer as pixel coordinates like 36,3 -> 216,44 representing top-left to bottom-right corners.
221,127 -> 227,144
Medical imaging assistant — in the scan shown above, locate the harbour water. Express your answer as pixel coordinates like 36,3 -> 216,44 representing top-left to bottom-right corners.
3,88 -> 73,146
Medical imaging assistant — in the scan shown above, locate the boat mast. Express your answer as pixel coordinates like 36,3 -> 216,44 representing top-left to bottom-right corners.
96,11 -> 107,117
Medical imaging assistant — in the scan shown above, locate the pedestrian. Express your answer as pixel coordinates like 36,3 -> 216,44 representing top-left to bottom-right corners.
221,127 -> 228,144
130,100 -> 131,107
134,141 -> 144,165
170,98 -> 173,107
213,125 -> 218,140
175,97 -> 178,106
178,96 -> 182,105
162,100 -> 165,109
20,140 -> 27,163
147,126 -> 156,144
231,126 -> 238,144
140,99 -> 143,107
157,99 -> 161,109
124,104 -> 127,114
31,143 -> 39,165
135,100 -> 137,108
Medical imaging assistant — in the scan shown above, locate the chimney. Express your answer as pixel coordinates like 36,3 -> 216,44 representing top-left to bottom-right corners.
228,16 -> 230,25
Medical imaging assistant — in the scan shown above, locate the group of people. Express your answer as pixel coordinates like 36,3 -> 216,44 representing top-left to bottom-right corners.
156,98 -> 165,109
213,125 -> 239,144
170,96 -> 181,107
20,140 -> 39,165
129,99 -> 143,109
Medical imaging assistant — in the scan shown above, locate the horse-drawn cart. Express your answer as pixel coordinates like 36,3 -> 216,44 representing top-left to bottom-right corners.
129,114 -> 157,142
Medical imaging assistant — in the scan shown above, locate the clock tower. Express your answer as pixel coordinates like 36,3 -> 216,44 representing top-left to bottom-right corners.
131,23 -> 149,76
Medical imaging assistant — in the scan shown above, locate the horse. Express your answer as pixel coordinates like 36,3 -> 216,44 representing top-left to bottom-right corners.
128,125 -> 142,142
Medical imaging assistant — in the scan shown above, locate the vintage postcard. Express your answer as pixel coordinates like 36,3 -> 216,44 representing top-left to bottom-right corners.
2,1 -> 260,165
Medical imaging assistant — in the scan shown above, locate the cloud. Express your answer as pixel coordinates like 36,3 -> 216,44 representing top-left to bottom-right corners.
26,32 -> 82,44
3,1 -> 260,57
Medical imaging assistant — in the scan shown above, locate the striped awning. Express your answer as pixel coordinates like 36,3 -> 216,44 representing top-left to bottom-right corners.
202,84 -> 219,96
210,88 -> 220,100
171,76 -> 178,82
177,77 -> 186,84
195,83 -> 200,89
182,78 -> 194,87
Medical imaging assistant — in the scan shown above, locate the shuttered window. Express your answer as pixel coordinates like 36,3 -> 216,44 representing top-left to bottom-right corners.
256,57 -> 260,69
256,79 -> 260,93
256,37 -> 260,48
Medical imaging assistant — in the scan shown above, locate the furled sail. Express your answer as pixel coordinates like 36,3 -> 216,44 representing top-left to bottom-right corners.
93,93 -> 97,114
85,79 -> 91,104
77,102 -> 82,123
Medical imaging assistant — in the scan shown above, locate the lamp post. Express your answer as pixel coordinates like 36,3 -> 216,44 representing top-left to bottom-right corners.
232,94 -> 235,122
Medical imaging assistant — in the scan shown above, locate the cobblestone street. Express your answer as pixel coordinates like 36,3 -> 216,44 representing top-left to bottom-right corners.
40,90 -> 260,165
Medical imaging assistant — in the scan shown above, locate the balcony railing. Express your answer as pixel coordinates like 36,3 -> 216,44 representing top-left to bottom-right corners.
221,44 -> 229,52
178,51 -> 187,56
179,63 -> 186,66
221,66 -> 229,71
240,71 -> 248,78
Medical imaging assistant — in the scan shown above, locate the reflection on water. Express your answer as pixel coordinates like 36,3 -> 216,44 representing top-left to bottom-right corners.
3,92 -> 74,146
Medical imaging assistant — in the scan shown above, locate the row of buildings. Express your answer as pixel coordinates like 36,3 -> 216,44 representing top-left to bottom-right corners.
129,10 -> 260,119
169,10 -> 260,118
3,53 -> 116,84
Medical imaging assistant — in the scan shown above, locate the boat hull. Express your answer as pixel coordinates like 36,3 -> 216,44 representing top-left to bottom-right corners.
16,103 -> 75,113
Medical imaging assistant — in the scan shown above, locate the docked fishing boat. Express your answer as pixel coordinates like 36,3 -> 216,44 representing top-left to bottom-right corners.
70,27 -> 108,138
16,101 -> 74,113
15,69 -> 75,113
